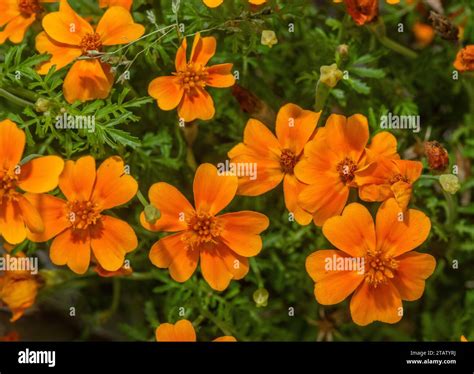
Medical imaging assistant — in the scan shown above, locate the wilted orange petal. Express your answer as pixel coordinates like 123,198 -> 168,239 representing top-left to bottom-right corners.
322,203 -> 376,257
50,228 -> 91,274
0,119 -> 25,170
18,156 -> 64,193
350,279 -> 402,326
193,163 -> 237,215
391,251 -> 436,301
148,76 -> 184,111
206,64 -> 235,88
219,211 -> 269,257
91,156 -> 137,210
63,60 -> 114,103
36,32 -> 82,75
178,88 -> 215,122
59,156 -> 96,201
96,6 -> 144,46
375,198 -> 431,257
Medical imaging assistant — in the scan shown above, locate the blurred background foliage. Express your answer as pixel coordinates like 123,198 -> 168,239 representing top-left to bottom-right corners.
0,0 -> 473,341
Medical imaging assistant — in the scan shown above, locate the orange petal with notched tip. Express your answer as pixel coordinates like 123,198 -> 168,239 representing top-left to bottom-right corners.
193,163 -> 237,216
42,0 -> 94,45
148,76 -> 184,111
0,119 -> 25,170
190,33 -> 216,66
219,211 -> 269,257
200,247 -> 233,291
59,156 -> 96,202
283,174 -> 312,225
391,251 -> 436,301
306,250 -> 364,305
350,279 -> 402,326
90,215 -> 137,271
322,203 -> 375,257
155,320 -> 196,342
178,89 -> 215,122
206,64 -> 235,88
25,193 -> 70,242
18,156 -> 64,193
140,182 -> 194,233
91,156 -> 137,210
63,60 -> 114,103
96,6 -> 144,46
36,32 -> 82,74
50,228 -> 91,274
375,198 -> 431,257
275,103 -> 321,155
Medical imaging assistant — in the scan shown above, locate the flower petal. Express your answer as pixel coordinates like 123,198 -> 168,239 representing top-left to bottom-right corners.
193,163 -> 237,215
35,32 -> 82,75
0,14 -> 35,44
190,33 -> 216,66
0,119 -> 25,170
206,63 -> 235,88
50,228 -> 91,274
366,131 -> 399,163
59,156 -> 96,201
178,88 -> 215,122
200,247 -> 233,291
96,6 -> 145,46
0,199 -> 26,244
148,76 -> 184,111
283,174 -> 312,225
216,243 -> 249,280
91,156 -> 137,210
16,195 -> 44,234
155,320 -> 196,342
18,156 -> 64,193
219,211 -> 269,257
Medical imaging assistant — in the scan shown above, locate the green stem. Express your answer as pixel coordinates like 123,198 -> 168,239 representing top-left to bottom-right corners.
377,36 -> 418,59
0,87 -> 35,107
442,189 -> 457,228
250,258 -> 264,288
137,190 -> 149,207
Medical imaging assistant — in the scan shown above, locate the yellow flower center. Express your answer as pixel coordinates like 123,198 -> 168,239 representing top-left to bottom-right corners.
336,157 -> 357,184
185,211 -> 221,247
67,200 -> 101,230
18,0 -> 42,16
0,171 -> 19,202
389,173 -> 410,185
177,63 -> 209,93
364,250 -> 399,288
80,33 -> 103,55
280,149 -> 297,174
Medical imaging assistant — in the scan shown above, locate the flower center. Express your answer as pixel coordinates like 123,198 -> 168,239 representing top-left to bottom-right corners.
80,33 -> 102,55
177,63 -> 209,93
280,149 -> 297,174
336,157 -> 357,184
67,200 -> 101,230
364,250 -> 399,288
18,0 -> 42,16
389,173 -> 410,185
186,211 -> 221,247
0,170 -> 19,202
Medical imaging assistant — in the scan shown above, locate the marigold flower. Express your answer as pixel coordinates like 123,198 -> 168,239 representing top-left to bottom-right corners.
454,45 -> 474,72
356,158 -> 422,212
0,119 -> 64,245
294,114 -> 370,226
306,198 -> 435,326
228,104 -> 321,225
203,0 -> 266,8
99,0 -> 132,10
0,253 -> 40,322
36,0 -> 145,103
148,33 -> 235,122
0,0 -> 57,44
26,155 -> 138,275
155,319 -> 236,342
141,163 -> 269,291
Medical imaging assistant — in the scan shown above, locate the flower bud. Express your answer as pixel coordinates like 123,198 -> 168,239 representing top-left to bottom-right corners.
144,204 -> 161,224
253,288 -> 269,308
424,141 -> 449,171
34,98 -> 51,113
336,44 -> 349,60
261,30 -> 278,48
439,174 -> 460,195
319,64 -> 343,88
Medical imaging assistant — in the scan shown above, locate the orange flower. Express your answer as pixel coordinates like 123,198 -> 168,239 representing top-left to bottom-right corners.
155,319 -> 236,342
0,0 -> 57,44
141,163 -> 269,291
0,253 -> 40,322
0,119 -> 64,245
294,114 -> 370,226
99,0 -> 132,10
228,104 -> 321,225
148,33 -> 235,122
356,159 -> 422,211
26,155 -> 138,275
454,45 -> 474,72
203,0 -> 265,8
36,0 -> 144,103
306,198 -> 435,326
413,22 -> 435,48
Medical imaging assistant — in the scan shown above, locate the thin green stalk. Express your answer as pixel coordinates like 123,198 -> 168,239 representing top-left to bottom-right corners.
0,87 -> 35,107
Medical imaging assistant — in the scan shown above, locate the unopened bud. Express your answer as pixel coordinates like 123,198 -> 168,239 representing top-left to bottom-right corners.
439,174 -> 460,194
144,205 -> 161,224
261,30 -> 278,48
319,64 -> 343,88
253,288 -> 269,308
34,98 -> 51,113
